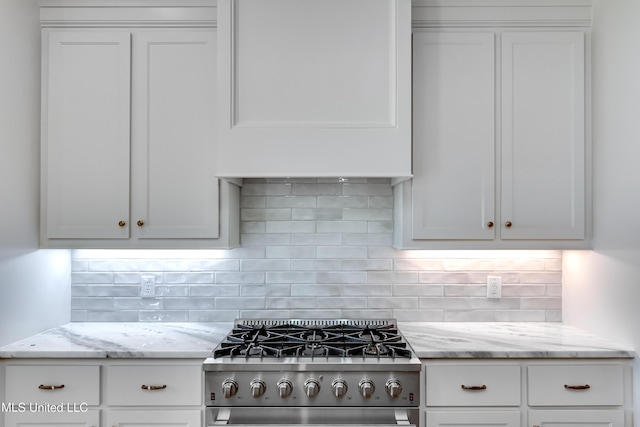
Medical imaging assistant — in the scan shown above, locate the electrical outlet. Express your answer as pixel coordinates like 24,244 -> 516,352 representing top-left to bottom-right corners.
140,275 -> 156,298
487,276 -> 502,299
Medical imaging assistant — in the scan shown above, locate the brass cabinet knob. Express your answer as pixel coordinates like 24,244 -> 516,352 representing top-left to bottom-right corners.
137,220 -> 144,227
118,220 -> 126,227
505,221 -> 513,228
487,221 -> 494,228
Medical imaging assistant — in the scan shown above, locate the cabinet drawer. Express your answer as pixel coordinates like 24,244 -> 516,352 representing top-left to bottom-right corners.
426,365 -> 521,406
528,365 -> 624,406
5,365 -> 100,405
106,365 -> 202,406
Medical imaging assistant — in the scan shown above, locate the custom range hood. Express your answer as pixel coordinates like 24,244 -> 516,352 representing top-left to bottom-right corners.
215,0 -> 412,179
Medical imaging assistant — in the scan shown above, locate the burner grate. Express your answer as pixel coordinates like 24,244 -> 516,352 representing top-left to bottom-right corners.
213,320 -> 412,359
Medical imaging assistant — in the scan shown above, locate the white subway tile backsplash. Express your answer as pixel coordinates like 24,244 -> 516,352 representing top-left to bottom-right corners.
317,195 -> 368,208
266,220 -> 316,233
317,246 -> 367,259
267,195 -> 317,208
317,220 -> 368,233
70,178 -> 563,323
291,233 -> 341,246
317,272 -> 367,284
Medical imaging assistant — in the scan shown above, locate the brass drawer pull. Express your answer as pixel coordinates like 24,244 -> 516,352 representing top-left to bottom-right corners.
564,384 -> 590,390
141,384 -> 167,391
461,384 -> 487,391
39,384 -> 65,390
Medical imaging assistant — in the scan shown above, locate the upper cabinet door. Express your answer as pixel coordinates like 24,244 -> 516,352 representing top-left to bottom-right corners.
501,32 -> 585,240
412,32 -> 496,239
216,0 -> 412,178
43,32 -> 131,239
131,31 -> 220,239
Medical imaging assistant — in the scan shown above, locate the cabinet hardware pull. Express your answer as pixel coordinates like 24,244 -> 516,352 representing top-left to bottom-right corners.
141,384 -> 167,390
505,221 -> 513,228
461,384 -> 487,391
564,384 -> 590,390
487,221 -> 494,228
137,220 -> 144,227
118,220 -> 126,227
39,384 -> 65,390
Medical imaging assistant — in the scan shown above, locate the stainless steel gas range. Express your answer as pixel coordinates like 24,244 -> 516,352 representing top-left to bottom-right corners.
203,319 -> 421,427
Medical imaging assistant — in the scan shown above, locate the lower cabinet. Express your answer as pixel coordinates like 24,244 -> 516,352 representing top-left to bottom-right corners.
426,411 -> 520,427
2,359 -> 204,427
529,409 -> 625,427
422,360 -> 632,427
4,410 -> 100,427
107,410 -> 201,427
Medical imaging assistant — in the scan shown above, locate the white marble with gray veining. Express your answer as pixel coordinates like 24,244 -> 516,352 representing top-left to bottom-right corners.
0,322 -> 634,359
399,322 -> 635,359
0,322 -> 232,359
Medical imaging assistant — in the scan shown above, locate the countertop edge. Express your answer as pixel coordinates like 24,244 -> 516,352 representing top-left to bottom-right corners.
0,322 -> 635,360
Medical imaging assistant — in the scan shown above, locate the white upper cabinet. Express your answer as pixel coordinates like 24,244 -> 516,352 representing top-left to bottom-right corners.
216,0 -> 412,178
396,28 -> 588,249
500,32 -> 585,240
40,2 -> 240,249
44,32 -> 132,240
412,32 -> 496,240
131,32 -> 220,240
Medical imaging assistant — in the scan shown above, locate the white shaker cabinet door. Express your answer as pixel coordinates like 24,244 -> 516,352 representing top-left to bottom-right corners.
501,32 -> 585,240
4,410 -> 100,427
427,411 -> 521,427
412,32 -> 496,239
43,32 -> 131,239
107,410 -> 201,427
131,32 -> 219,239
529,410 -> 624,427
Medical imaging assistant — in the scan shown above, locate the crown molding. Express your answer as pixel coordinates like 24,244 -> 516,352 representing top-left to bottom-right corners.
39,1 -> 216,28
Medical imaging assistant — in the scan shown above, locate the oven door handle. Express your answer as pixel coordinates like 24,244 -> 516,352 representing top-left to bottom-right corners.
395,410 -> 412,425
209,409 -> 414,427
213,408 -> 231,425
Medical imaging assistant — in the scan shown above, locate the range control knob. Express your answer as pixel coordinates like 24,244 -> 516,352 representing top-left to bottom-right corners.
277,379 -> 293,398
331,378 -> 348,399
304,378 -> 321,398
250,379 -> 266,398
385,379 -> 402,399
358,379 -> 375,399
222,379 -> 238,398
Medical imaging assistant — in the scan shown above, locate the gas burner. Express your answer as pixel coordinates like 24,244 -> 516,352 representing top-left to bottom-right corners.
212,319 -> 412,359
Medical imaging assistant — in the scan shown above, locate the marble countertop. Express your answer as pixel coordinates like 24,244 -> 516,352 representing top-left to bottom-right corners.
399,322 -> 635,359
0,322 -> 232,359
0,322 -> 634,359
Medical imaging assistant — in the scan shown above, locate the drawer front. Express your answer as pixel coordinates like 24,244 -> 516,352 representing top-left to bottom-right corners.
426,365 -> 521,406
528,365 -> 624,406
107,365 -> 202,406
5,365 -> 100,405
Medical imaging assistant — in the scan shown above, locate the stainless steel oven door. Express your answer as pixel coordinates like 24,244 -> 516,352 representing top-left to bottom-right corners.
206,408 -> 419,427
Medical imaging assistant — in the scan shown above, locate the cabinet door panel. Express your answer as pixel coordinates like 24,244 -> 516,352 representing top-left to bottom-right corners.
529,410 -> 624,427
107,409 -> 201,427
501,32 -> 585,239
4,409 -> 100,427
427,411 -> 520,427
131,31 -> 219,239
412,32 -> 495,239
44,32 -> 131,239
